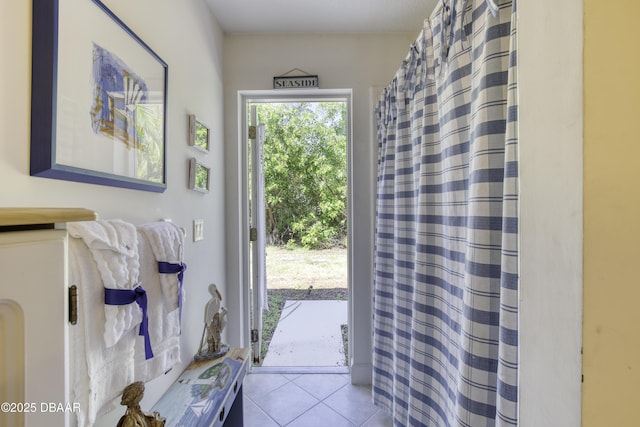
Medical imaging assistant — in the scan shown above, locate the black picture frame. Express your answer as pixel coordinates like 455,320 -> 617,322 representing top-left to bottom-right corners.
30,0 -> 168,192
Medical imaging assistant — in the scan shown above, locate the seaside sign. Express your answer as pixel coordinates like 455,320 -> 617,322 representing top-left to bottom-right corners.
273,68 -> 319,89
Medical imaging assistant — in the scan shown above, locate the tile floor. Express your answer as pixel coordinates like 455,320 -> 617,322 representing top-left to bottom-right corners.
242,372 -> 394,427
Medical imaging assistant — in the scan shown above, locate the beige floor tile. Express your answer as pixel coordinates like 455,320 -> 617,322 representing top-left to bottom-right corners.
243,373 -> 289,399
362,409 -> 394,427
243,396 -> 280,427
286,402 -> 355,427
323,383 -> 379,425
292,373 -> 350,400
250,381 -> 319,425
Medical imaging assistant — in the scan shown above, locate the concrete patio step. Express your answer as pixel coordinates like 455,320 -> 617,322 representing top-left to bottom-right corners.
262,300 -> 348,367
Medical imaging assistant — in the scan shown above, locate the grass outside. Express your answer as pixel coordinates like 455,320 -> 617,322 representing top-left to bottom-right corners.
257,246 -> 348,364
265,246 -> 348,289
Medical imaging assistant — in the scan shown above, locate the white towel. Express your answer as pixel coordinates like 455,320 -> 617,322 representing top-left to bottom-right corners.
134,229 -> 181,382
68,236 -> 136,427
67,220 -> 142,347
138,221 -> 185,327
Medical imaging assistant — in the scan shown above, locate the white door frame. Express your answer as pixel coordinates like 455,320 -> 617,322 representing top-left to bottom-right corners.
238,89 -> 354,370
249,107 -> 266,363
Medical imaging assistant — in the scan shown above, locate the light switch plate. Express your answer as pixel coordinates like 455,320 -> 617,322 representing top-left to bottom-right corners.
193,219 -> 204,242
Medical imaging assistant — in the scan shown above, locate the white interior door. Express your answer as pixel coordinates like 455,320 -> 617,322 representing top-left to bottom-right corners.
249,105 -> 267,363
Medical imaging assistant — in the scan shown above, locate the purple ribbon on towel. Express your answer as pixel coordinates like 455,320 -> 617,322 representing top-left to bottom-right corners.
157,262 -> 187,325
104,285 -> 154,360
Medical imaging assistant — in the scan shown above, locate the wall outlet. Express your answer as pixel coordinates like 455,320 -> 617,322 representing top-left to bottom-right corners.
193,219 -> 204,242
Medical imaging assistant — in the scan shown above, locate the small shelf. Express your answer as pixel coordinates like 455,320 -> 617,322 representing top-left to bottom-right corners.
0,208 -> 98,228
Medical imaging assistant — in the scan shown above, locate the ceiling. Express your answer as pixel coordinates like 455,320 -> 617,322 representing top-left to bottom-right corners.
205,0 -> 439,34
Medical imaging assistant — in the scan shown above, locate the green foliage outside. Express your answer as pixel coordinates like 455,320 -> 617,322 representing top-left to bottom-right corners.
134,104 -> 164,183
256,102 -> 347,249
195,163 -> 209,190
194,120 -> 209,151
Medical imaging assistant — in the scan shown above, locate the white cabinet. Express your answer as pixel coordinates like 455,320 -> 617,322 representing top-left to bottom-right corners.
0,229 -> 70,426
0,208 -> 96,427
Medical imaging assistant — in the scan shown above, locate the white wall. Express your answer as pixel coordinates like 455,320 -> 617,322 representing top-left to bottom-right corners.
222,32 -> 415,383
518,0 -> 583,425
0,0 -> 225,424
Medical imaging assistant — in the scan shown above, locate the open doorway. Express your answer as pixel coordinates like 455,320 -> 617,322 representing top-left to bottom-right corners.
244,91 -> 352,372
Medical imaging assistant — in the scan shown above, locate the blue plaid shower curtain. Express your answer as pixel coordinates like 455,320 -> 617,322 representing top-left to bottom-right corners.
372,1 -> 518,426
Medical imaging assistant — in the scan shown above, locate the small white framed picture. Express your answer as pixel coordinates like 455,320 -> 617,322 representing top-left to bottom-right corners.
188,114 -> 210,153
188,157 -> 210,193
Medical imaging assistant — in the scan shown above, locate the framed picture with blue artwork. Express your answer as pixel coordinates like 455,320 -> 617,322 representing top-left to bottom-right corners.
30,0 -> 168,192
